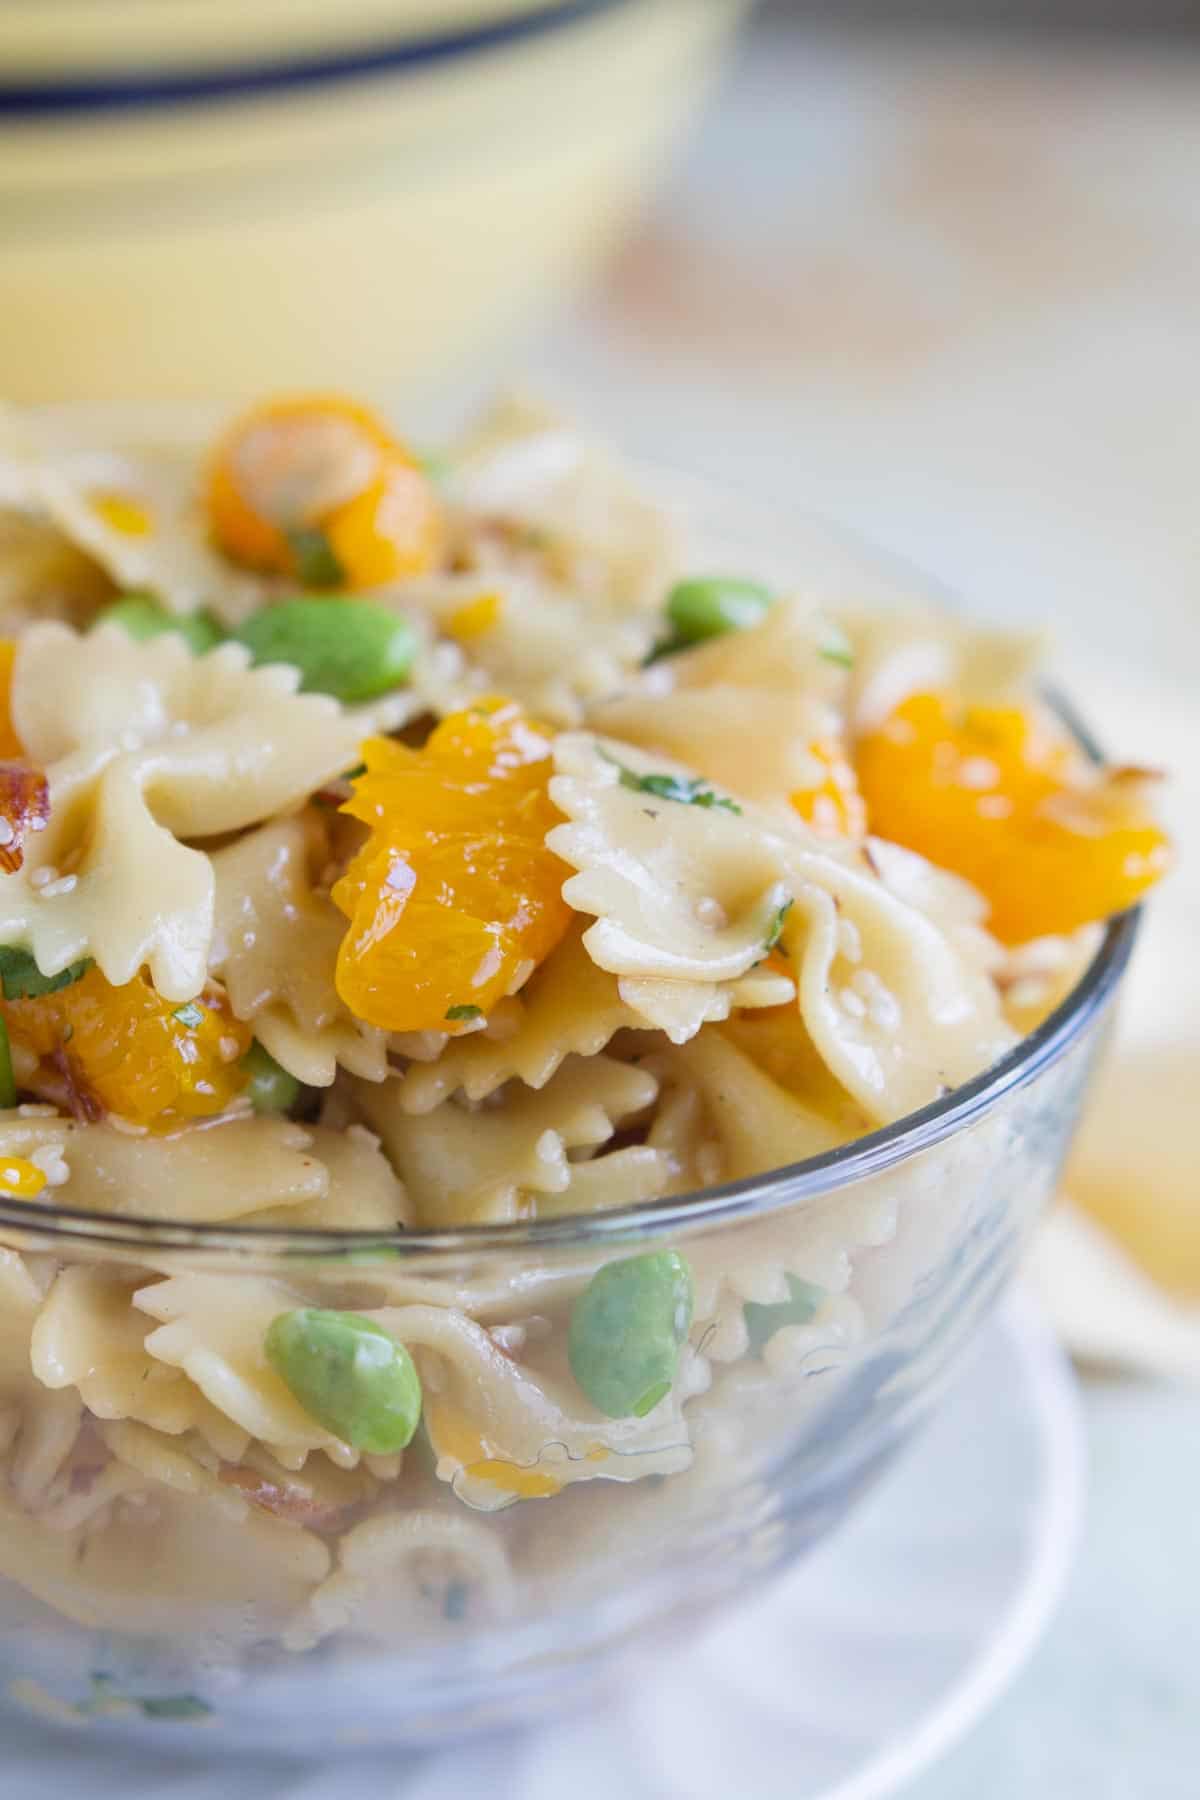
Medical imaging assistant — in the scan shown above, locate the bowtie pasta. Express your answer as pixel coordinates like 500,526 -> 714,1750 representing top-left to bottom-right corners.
0,392 -> 1169,1702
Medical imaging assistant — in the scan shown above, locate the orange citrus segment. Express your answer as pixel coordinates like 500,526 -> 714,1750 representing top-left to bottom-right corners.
855,691 -> 1171,944
1,969 -> 251,1130
207,393 -> 440,587
333,700 -> 571,1032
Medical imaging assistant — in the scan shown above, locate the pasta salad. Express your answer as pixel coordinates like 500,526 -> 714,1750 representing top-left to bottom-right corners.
0,391 -> 1169,1671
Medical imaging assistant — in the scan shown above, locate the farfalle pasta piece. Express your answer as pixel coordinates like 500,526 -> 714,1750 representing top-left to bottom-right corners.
251,1123 -> 411,1232
588,599 -> 848,811
446,393 -> 678,612
354,1053 -> 659,1227
397,923 -> 797,1114
211,815 -> 388,1087
671,1029 -> 850,1184
400,571 -> 652,729
0,1110 -> 328,1224
134,1273 -> 363,1467
0,511 -> 114,633
0,1248 -> 83,1510
547,733 -> 797,1020
395,925 -> 650,1113
296,1508 -> 517,1647
370,1303 -> 693,1512
863,834 -> 1003,980
842,604 -> 1042,735
780,854 -> 1015,1125
0,1473 -> 330,1638
31,1265 -> 251,1461
0,425 -> 263,626
0,624 -> 398,1000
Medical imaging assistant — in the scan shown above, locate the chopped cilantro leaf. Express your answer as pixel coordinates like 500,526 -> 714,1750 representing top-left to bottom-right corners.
762,897 -> 794,953
139,1695 -> 213,1720
0,948 -> 92,1001
172,1002 -> 205,1030
817,621 -> 855,668
286,527 -> 345,590
602,753 -> 742,814
744,1276 -> 824,1357
445,1004 -> 483,1022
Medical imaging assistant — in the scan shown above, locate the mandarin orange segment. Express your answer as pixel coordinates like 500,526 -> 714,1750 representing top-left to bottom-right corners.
207,393 -> 440,588
791,736 -> 867,838
333,701 -> 572,1032
1,968 -> 251,1129
0,642 -> 22,759
855,691 -> 1171,944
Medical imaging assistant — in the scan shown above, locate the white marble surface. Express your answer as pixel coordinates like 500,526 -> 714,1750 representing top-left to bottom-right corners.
506,14 -> 1199,1794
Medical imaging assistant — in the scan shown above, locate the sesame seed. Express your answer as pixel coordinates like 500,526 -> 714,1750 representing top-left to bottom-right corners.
39,875 -> 77,899
837,918 -> 863,964
694,896 -> 728,930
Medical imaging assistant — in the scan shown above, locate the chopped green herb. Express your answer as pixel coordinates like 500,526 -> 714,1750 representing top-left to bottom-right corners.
286,527 -> 345,590
818,624 -> 855,669
0,948 -> 92,1001
81,1675 -> 212,1722
762,897 -> 794,954
416,447 -> 452,483
342,763 -> 366,783
601,753 -> 741,815
139,1695 -> 213,1721
172,1002 -> 205,1030
445,1004 -> 483,1022
0,1017 -> 14,1110
642,633 -> 689,666
744,1276 -> 824,1357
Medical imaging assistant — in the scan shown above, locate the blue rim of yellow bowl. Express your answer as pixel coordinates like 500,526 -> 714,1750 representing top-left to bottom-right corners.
0,0 -> 631,116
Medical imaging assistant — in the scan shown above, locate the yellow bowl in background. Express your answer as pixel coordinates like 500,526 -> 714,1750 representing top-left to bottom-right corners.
0,1 -> 746,404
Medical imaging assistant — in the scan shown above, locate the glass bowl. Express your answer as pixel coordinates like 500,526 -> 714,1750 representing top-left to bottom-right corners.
0,467 -> 1142,1748
0,903 -> 1135,1751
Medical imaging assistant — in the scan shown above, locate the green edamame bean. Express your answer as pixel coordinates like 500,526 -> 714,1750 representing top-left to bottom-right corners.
265,1309 -> 422,1453
240,1041 -> 300,1115
235,597 -> 415,703
665,576 -> 773,646
743,1275 -> 823,1358
567,1251 -> 693,1419
93,594 -> 225,655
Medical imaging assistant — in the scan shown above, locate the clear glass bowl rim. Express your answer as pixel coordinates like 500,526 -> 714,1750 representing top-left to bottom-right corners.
0,904 -> 1138,1258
